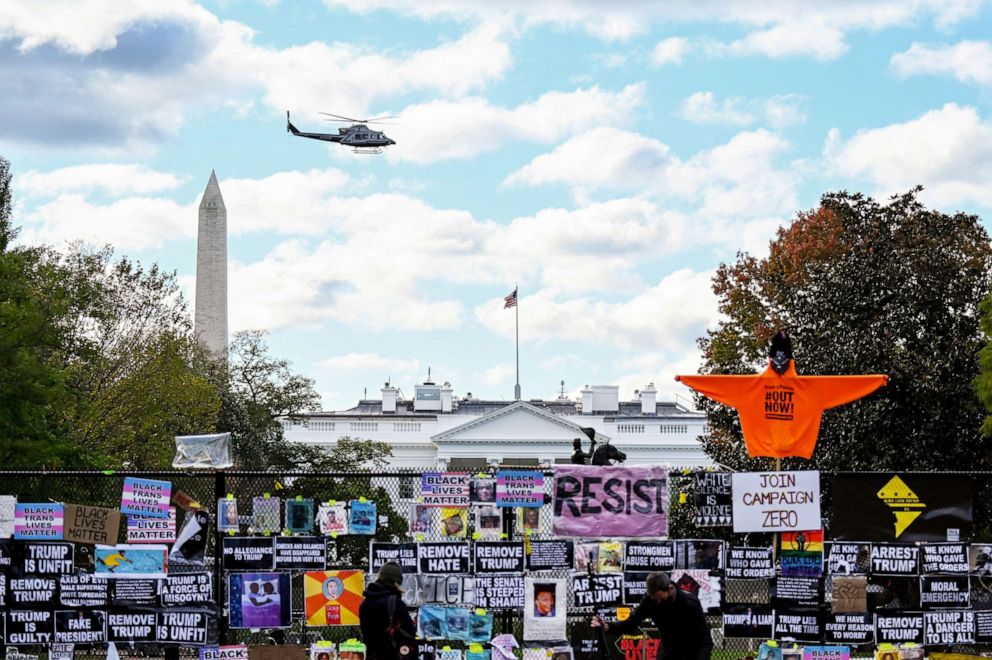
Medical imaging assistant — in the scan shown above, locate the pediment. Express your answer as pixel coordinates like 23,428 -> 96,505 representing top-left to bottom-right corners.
432,401 -> 610,444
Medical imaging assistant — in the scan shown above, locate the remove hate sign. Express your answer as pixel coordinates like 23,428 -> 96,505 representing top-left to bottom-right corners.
731,471 -> 820,533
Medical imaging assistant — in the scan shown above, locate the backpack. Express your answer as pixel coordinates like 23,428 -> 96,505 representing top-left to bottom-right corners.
387,595 -> 417,660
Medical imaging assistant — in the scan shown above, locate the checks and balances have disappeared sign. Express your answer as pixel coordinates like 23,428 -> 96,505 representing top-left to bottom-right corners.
731,471 -> 820,533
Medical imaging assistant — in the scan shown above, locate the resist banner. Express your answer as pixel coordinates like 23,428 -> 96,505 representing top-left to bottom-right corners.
731,471 -> 820,533
832,474 -> 973,542
552,465 -> 668,538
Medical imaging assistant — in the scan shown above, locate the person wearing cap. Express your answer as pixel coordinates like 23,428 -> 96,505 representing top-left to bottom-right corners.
359,562 -> 415,660
592,572 -> 712,660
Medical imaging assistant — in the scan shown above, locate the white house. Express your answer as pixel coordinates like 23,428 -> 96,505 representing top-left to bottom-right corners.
284,380 -> 713,470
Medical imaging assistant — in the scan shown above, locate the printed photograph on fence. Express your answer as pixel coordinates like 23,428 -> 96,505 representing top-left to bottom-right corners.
830,576 -> 867,613
0,496 -> 15,538
475,505 -> 502,539
229,572 -> 292,629
680,540 -> 724,570
518,507 -> 541,535
338,639 -> 366,660
670,570 -> 722,613
310,645 -> 336,660
553,465 -> 668,538
218,498 -> 239,533
970,543 -> 992,575
470,610 -> 494,642
598,542 -> 623,573
446,607 -> 471,640
252,497 -> 281,534
419,604 -> 447,639
286,498 -> 315,534
317,502 -> 348,536
409,504 -> 433,536
349,500 -> 377,535
524,577 -> 566,641
94,544 -> 167,578
471,477 -> 497,504
576,542 -> 599,572
170,510 -> 210,564
440,508 -> 468,539
867,575 -> 920,610
304,570 -> 364,625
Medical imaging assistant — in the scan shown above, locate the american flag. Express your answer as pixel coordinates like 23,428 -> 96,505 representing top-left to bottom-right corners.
504,288 -> 518,309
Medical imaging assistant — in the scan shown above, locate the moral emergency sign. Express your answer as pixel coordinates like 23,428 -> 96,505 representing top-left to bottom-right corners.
731,471 -> 820,532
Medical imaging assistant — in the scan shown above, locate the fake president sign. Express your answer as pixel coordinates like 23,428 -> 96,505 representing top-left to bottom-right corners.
731,471 -> 820,533
552,465 -> 668,538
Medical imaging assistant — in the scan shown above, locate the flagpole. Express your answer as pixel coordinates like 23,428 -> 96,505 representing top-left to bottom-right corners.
514,284 -> 521,401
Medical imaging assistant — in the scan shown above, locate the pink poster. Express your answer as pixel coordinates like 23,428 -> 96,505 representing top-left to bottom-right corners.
552,465 -> 668,538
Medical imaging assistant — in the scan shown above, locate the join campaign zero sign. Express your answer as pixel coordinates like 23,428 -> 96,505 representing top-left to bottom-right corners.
552,465 -> 668,538
731,471 -> 821,533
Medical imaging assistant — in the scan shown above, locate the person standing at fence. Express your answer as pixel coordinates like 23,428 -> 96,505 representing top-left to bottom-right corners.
592,572 -> 712,660
360,562 -> 416,660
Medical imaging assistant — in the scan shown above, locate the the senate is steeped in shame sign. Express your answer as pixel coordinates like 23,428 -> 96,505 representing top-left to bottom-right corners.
552,465 -> 668,538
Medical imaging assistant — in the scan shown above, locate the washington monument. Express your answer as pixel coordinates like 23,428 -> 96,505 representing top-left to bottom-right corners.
194,170 -> 228,357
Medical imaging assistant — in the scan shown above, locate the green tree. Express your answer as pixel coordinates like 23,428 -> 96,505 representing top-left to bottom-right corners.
0,156 -> 77,467
698,188 -> 992,472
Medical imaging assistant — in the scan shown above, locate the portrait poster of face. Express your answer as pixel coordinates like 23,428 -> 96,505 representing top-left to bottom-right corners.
471,478 -> 497,504
228,572 -> 292,629
310,645 -> 337,660
317,502 -> 349,536
286,499 -> 315,534
440,508 -> 468,539
338,640 -> 366,660
518,507 -> 541,535
475,505 -> 502,539
252,497 -> 281,534
524,577 -> 566,641
349,500 -> 377,535
218,498 -> 239,533
598,542 -> 623,573
576,542 -> 599,572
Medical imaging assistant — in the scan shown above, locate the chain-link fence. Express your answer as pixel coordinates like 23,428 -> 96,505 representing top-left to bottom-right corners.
2,469 -> 992,659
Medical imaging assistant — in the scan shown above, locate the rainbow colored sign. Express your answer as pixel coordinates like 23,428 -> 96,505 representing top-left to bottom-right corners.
14,502 -> 64,539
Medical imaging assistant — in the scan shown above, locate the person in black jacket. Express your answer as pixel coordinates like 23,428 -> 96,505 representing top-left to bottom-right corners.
359,562 -> 416,660
592,572 -> 712,660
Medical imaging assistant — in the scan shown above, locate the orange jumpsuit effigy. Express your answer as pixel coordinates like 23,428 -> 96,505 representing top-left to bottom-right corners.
676,363 -> 888,459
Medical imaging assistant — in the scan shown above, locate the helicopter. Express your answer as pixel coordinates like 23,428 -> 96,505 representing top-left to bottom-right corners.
286,111 -> 396,154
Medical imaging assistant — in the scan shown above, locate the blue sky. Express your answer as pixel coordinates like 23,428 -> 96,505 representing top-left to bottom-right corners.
2,0 -> 992,410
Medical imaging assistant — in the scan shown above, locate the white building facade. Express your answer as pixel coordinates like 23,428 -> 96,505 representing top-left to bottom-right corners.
284,381 -> 713,470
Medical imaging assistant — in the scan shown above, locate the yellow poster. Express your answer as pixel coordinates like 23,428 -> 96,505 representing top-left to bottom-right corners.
440,508 -> 468,538
304,570 -> 364,625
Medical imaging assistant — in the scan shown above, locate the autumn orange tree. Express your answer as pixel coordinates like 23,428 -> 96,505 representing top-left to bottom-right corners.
698,188 -> 992,472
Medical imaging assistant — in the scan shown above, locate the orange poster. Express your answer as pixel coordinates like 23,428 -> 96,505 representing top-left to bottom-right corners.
304,570 -> 364,625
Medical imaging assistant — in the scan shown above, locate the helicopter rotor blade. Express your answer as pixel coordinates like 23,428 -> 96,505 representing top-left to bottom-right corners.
319,112 -> 364,123
363,115 -> 399,123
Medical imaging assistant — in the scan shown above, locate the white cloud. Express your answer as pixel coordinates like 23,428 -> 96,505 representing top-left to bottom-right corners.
651,37 -> 690,66
384,83 -> 646,163
679,92 -> 754,126
321,0 -> 978,46
481,363 -> 515,385
720,20 -> 848,60
891,40 -> 992,86
824,103 -> 992,208
473,269 -> 719,350
317,353 -> 421,375
17,164 -> 185,198
505,126 -> 799,222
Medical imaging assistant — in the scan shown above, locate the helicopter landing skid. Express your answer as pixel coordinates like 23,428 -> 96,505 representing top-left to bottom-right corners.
352,147 -> 384,155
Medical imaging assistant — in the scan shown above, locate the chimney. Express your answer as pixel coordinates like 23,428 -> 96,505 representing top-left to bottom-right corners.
381,382 -> 398,413
581,385 -> 594,415
641,382 -> 657,415
441,382 -> 453,413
